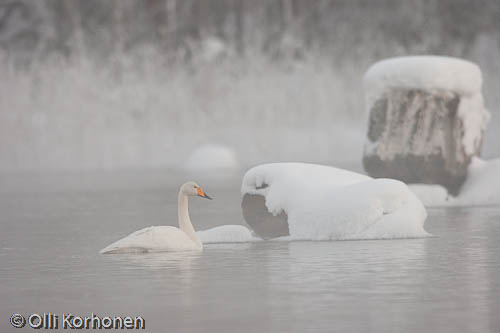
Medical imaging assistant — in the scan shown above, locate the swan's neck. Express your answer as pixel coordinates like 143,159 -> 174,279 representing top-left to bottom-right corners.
178,191 -> 202,248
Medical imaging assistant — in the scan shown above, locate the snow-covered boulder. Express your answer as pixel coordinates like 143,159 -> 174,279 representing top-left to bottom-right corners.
363,56 -> 489,195
241,163 -> 428,240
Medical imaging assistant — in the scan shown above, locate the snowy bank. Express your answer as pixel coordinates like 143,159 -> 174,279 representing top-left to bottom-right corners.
241,163 -> 429,240
409,158 -> 500,206
185,144 -> 237,170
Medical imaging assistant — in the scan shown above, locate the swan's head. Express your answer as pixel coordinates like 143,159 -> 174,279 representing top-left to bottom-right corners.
181,181 -> 212,200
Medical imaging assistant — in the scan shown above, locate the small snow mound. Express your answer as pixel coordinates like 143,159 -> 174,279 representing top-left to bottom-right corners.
364,56 -> 482,99
458,157 -> 500,205
185,144 -> 237,170
242,163 -> 429,241
409,158 -> 500,207
198,225 -> 260,243
409,184 -> 452,207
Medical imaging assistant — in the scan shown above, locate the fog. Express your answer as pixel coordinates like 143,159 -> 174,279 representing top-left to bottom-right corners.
1,0 -> 500,171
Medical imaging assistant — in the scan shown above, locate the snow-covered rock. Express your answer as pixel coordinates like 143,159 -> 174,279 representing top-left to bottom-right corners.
408,184 -> 452,206
363,56 -> 489,195
197,225 -> 260,243
185,144 -> 237,170
409,158 -> 500,206
241,163 -> 428,240
242,193 -> 289,239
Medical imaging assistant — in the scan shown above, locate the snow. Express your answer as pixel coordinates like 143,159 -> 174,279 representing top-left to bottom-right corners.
459,158 -> 500,205
242,163 -> 429,240
364,56 -> 482,98
363,56 -> 489,156
409,158 -> 500,206
185,144 -> 237,170
408,184 -> 452,207
457,94 -> 490,155
197,225 -> 260,243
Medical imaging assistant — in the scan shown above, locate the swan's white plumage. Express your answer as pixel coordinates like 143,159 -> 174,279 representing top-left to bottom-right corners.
100,226 -> 202,254
100,181 -> 209,254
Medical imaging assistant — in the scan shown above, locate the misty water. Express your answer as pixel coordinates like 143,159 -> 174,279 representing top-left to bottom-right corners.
1,170 -> 499,332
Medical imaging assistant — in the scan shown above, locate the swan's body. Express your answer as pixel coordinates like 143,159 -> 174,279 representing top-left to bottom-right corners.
100,181 -> 211,254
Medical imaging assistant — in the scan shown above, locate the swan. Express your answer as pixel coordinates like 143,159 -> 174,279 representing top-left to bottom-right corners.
100,181 -> 212,254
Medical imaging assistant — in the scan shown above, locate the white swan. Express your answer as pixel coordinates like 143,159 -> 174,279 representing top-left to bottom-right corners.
100,181 -> 212,254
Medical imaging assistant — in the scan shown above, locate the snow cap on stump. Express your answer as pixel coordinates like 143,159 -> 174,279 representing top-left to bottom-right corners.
362,56 -> 489,195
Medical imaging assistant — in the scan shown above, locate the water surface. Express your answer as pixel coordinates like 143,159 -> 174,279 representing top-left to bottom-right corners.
1,171 -> 499,332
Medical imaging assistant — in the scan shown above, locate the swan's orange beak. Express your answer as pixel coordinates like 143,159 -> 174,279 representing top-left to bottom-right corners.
197,187 -> 212,200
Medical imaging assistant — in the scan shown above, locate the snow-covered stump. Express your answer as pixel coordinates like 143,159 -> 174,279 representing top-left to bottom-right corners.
363,56 -> 489,195
241,163 -> 428,240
